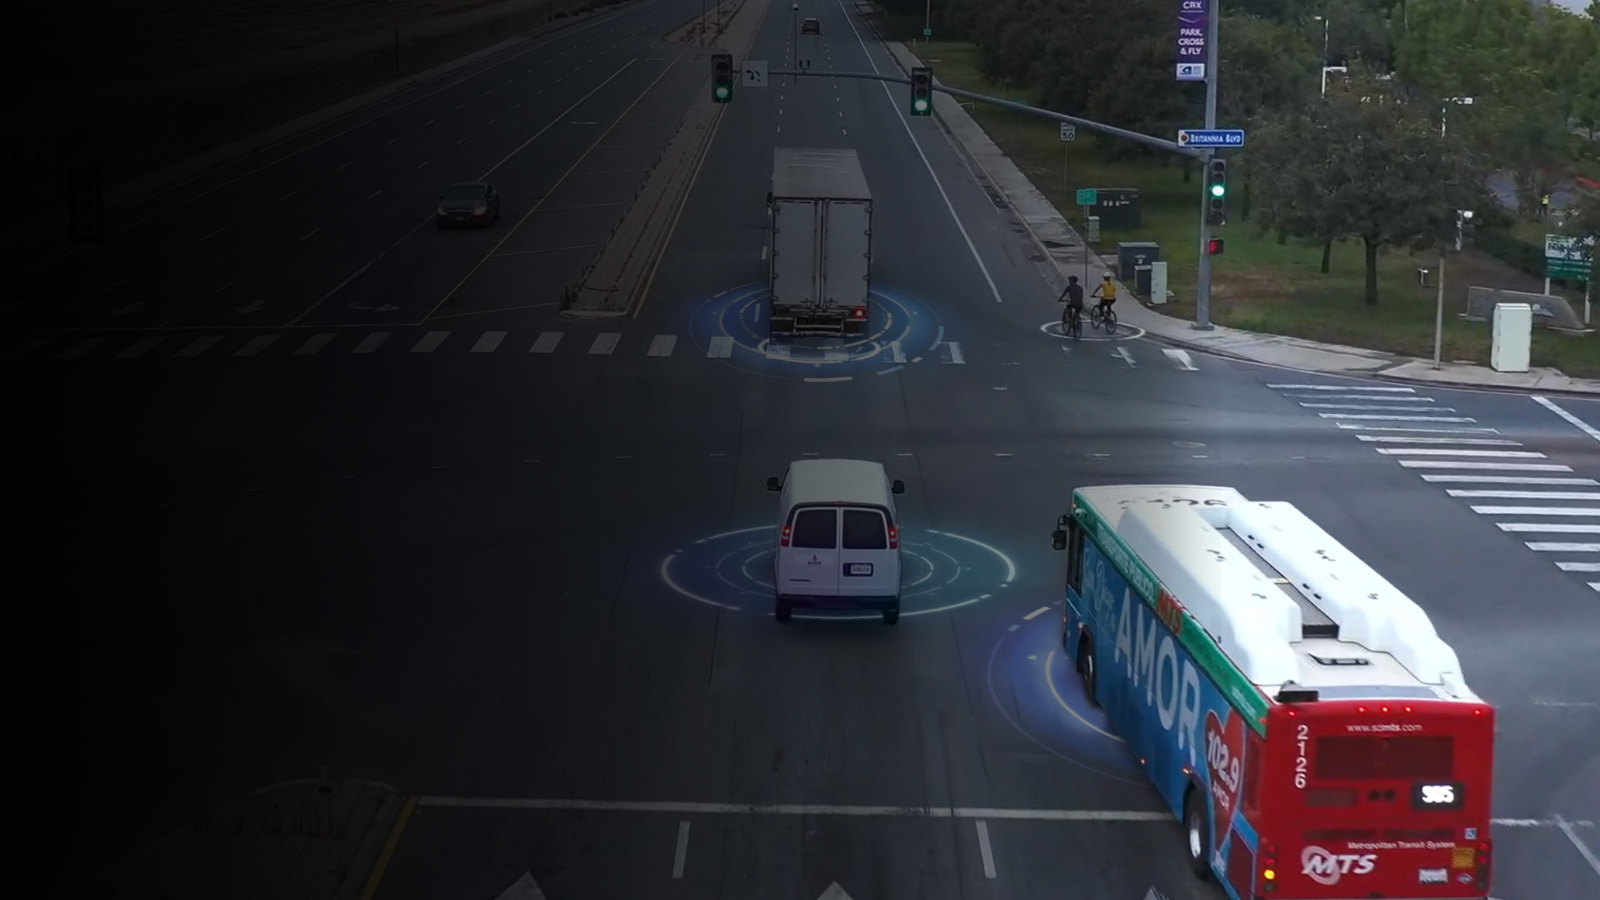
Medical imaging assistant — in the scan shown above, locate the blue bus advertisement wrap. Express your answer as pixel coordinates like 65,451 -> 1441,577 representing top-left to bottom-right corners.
1067,537 -> 1258,900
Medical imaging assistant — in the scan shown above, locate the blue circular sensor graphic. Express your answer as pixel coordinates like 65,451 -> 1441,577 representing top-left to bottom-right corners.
687,284 -> 946,380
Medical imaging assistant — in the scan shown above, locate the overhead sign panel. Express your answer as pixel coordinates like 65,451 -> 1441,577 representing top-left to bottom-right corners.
1178,128 -> 1245,148
1176,0 -> 1208,82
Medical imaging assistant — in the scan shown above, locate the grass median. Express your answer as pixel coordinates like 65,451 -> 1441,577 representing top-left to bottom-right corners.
898,35 -> 1598,378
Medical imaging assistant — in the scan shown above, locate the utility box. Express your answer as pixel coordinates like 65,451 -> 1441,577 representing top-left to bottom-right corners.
1150,261 -> 1169,305
1086,216 -> 1101,243
1117,241 -> 1161,282
1490,302 -> 1532,373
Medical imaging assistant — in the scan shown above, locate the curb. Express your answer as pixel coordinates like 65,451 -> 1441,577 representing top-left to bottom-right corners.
343,792 -> 414,900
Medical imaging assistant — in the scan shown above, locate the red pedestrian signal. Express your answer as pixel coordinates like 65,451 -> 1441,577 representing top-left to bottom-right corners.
1207,238 -> 1225,256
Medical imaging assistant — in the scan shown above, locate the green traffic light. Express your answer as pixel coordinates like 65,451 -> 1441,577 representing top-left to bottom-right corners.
913,98 -> 928,112
715,86 -> 729,99
1209,183 -> 1226,198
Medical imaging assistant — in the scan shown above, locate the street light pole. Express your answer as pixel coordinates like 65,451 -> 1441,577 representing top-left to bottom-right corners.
1316,15 -> 1330,97
791,3 -> 799,85
923,0 -> 932,53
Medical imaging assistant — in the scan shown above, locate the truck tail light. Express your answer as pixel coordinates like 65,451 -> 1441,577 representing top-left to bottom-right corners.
887,525 -> 898,549
851,306 -> 866,319
1475,839 -> 1491,888
780,524 -> 792,547
1259,841 -> 1277,893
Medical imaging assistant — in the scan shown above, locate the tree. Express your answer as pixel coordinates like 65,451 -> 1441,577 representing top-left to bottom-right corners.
1249,76 -> 1481,304
1218,13 -> 1319,124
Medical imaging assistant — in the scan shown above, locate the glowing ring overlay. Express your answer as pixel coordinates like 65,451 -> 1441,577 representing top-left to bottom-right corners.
689,283 -> 945,377
1037,320 -> 1147,342
658,525 -> 1016,621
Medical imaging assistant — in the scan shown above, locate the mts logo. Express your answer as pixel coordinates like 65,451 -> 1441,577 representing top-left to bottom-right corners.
1301,846 -> 1377,885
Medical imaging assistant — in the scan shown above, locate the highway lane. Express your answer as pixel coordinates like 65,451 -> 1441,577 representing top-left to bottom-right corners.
5,0 -> 710,332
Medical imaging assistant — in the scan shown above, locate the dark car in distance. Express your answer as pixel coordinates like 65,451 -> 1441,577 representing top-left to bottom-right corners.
801,17 -> 819,34
436,181 -> 500,228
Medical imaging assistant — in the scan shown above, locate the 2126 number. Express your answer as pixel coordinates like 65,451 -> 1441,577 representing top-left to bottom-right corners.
1294,723 -> 1309,789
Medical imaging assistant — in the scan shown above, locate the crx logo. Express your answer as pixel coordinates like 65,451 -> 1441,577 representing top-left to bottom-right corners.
1301,846 -> 1377,885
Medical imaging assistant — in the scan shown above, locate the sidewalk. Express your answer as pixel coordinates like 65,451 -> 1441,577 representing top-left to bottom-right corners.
873,37 -> 1600,396
69,779 -> 407,900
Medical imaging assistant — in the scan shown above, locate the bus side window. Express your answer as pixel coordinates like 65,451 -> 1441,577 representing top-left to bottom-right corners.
1066,521 -> 1085,592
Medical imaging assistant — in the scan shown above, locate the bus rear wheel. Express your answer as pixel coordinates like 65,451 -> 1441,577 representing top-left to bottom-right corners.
1183,789 -> 1211,881
1076,635 -> 1099,707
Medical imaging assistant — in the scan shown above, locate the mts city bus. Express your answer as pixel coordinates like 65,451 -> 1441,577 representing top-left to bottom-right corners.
1050,485 -> 1495,900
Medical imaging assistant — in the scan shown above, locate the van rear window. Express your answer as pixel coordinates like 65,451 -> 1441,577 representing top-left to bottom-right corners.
842,509 -> 887,549
791,509 -> 838,549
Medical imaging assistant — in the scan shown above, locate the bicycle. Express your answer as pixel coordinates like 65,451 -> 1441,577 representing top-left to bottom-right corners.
1089,302 -> 1118,335
1063,306 -> 1083,340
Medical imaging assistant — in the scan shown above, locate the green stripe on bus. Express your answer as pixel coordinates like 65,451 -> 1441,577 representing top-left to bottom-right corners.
1075,497 -> 1271,735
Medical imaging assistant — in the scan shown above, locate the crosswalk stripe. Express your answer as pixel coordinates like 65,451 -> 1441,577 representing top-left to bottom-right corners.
233,335 -> 276,357
1339,423 -> 1499,433
1449,490 -> 1600,500
293,333 -> 335,355
1399,460 -> 1572,471
823,347 -> 848,362
1589,583 -> 1600,592
411,331 -> 449,353
589,333 -> 620,355
765,343 -> 790,360
1472,506 -> 1600,517
1161,348 -> 1197,370
1114,346 -> 1135,367
1422,475 -> 1597,485
942,341 -> 965,364
353,332 -> 390,353
1,337 -> 49,360
1321,414 -> 1476,422
1525,542 -> 1600,552
1291,394 -> 1434,402
1270,384 -> 1414,392
117,336 -> 166,359
1358,436 -> 1519,445
707,336 -> 733,358
531,331 -> 562,353
1557,562 -> 1600,572
647,334 -> 676,357
1305,403 -> 1456,412
1497,523 -> 1600,534
175,336 -> 221,358
58,337 -> 109,359
890,341 -> 905,364
1376,448 -> 1545,458
472,331 -> 507,353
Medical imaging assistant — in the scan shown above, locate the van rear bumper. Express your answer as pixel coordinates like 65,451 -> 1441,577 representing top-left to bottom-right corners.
779,593 -> 898,611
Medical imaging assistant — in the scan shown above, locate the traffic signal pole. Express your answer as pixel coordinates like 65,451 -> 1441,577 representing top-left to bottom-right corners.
1192,0 -> 1220,330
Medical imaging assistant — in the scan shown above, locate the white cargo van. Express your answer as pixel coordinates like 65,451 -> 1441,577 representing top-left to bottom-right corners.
765,458 -> 906,624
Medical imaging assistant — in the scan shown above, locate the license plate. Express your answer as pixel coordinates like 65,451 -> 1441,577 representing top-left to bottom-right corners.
845,562 -> 873,576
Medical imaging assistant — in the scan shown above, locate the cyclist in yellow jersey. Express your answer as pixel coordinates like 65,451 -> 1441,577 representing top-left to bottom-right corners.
1090,273 -> 1117,318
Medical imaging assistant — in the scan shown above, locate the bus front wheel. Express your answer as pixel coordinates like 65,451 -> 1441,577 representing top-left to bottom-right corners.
1183,789 -> 1212,881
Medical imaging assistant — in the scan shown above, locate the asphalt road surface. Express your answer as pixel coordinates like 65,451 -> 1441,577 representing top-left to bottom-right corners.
12,0 -> 1599,898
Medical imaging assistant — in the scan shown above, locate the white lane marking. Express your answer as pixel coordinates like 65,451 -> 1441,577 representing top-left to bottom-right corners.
1556,814 -> 1600,877
416,159 -> 430,169
1022,606 -> 1052,620
759,245 -> 768,261
1423,475 -> 1598,485
707,336 -> 733,358
1269,384 -> 1415,391
647,334 -> 677,357
472,331 -> 507,353
837,3 -> 1004,305
1321,414 -> 1477,422
1473,506 -> 1600,516
420,797 -> 1170,820
1115,346 -> 1135,367
58,334 -> 110,358
1498,523 -> 1600,534
942,341 -> 965,364
116,336 -> 165,359
975,820 -> 997,879
589,333 -> 620,355
1161,348 -> 1197,370
277,190 -> 296,201
175,335 -> 221,358
385,137 -> 398,145
480,60 -> 637,180
531,331 -> 563,353
1290,394 -> 1435,402
95,277 -> 131,295
411,331 -> 449,353
353,332 -> 390,354
366,189 -> 383,199
1533,395 -> 1600,443
930,326 -> 944,350
1557,562 -> 1600,572
2,338 -> 49,360
1376,448 -> 1545,458
1358,435 -> 1519,445
806,376 -> 853,383
1590,583 -> 1600,592
1526,542 -> 1600,552
1340,423 -> 1500,433
213,277 -> 240,294
293,333 -> 335,355
232,335 -> 275,357
1400,460 -> 1572,471
1304,403 -> 1456,411
890,341 -> 905,364
200,227 -> 224,241
1451,491 -> 1600,500
302,226 -> 321,240
672,820 -> 690,879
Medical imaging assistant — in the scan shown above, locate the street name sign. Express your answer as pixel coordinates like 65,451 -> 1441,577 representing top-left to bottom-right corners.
1177,128 -> 1244,148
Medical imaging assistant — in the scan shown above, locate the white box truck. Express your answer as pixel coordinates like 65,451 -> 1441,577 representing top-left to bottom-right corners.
766,147 -> 873,338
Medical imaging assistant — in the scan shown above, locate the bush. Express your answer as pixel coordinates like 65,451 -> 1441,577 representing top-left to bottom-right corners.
1477,226 -> 1545,277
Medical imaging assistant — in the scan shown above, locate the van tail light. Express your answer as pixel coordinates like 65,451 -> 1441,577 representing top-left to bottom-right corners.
1258,841 -> 1277,893
887,525 -> 898,549
851,306 -> 866,319
780,524 -> 792,547
1475,839 -> 1492,888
